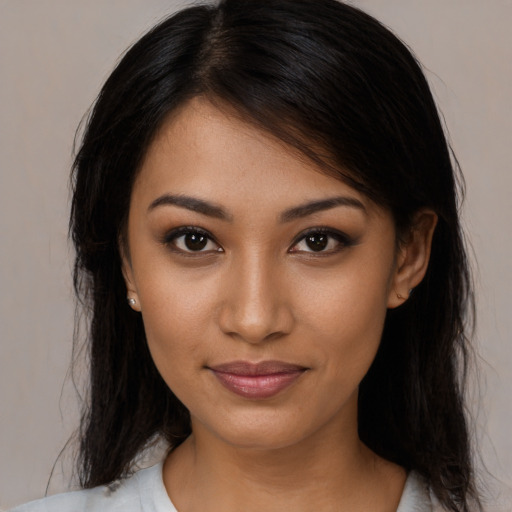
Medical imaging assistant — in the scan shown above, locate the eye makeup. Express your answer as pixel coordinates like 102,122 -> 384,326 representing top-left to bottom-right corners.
159,223 -> 358,260
289,227 -> 358,255
161,226 -> 222,255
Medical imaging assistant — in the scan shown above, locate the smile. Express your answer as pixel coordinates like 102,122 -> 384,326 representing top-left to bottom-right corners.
208,361 -> 308,399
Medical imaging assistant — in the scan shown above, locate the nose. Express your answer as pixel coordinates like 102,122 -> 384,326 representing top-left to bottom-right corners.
218,252 -> 294,344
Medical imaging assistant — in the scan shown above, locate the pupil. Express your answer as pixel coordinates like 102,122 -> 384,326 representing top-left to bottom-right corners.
185,233 -> 207,251
306,234 -> 328,251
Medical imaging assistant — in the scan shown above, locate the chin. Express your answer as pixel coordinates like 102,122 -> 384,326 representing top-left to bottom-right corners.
192,404 -> 334,453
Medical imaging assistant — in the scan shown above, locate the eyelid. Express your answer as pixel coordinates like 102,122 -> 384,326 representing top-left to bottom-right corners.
162,226 -> 223,254
288,227 -> 355,253
161,225 -> 354,255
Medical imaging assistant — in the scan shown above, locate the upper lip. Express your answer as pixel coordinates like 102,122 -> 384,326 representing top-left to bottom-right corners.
208,360 -> 307,376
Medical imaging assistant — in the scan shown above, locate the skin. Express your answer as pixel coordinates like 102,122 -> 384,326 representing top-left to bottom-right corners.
122,97 -> 437,512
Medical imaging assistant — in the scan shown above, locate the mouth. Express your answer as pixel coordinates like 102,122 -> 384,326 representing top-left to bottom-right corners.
208,360 -> 308,399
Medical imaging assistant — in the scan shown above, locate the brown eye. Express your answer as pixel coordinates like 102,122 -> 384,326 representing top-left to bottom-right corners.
184,233 -> 208,251
165,227 -> 222,254
290,229 -> 353,254
305,234 -> 328,252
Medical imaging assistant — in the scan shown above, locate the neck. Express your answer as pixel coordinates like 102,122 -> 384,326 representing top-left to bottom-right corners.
163,398 -> 406,512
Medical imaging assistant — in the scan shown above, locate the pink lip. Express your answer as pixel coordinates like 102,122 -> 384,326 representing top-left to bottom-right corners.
208,361 -> 307,399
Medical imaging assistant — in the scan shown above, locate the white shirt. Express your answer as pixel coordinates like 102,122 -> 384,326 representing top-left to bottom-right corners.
9,462 -> 440,512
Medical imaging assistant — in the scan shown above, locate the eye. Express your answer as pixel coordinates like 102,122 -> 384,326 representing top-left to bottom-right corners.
164,227 -> 222,254
289,229 -> 352,254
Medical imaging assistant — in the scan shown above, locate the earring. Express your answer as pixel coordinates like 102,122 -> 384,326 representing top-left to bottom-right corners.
396,290 -> 412,300
396,287 -> 415,300
127,297 -> 137,307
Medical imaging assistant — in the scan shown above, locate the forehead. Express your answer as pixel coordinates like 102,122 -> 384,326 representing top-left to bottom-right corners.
133,97 -> 376,214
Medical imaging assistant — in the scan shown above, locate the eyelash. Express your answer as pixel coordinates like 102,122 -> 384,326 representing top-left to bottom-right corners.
162,226 -> 354,255
289,227 -> 355,255
162,226 -> 223,255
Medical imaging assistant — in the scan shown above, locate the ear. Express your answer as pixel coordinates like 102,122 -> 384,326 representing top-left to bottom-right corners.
119,240 -> 141,312
387,209 -> 438,308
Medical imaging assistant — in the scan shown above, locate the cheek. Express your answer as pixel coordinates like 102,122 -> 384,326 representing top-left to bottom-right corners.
134,268 -> 220,387
292,259 -> 392,378
314,295 -> 386,386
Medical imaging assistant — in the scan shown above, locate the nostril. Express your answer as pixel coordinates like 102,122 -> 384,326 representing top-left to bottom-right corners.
217,264 -> 295,343
218,302 -> 294,344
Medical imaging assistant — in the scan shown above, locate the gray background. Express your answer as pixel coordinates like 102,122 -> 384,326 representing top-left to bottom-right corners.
1,0 -> 511,508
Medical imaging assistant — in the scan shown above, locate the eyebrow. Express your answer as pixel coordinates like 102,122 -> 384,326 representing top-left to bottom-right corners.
279,196 -> 366,222
148,194 -> 233,221
148,193 -> 366,222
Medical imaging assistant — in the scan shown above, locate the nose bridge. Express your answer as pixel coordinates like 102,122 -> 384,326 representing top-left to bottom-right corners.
219,248 -> 292,343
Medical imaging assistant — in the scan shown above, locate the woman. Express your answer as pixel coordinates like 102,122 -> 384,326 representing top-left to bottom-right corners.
11,0 -> 481,510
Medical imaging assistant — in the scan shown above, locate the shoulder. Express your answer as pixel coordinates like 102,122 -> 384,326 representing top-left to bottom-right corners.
397,472 -> 512,512
8,484 -> 127,512
397,471 -> 445,512
8,462 -> 175,512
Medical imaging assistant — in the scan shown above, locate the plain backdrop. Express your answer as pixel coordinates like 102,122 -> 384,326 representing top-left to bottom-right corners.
1,0 -> 511,508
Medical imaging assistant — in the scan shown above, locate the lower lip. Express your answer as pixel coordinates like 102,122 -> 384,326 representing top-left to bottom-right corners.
211,370 -> 305,399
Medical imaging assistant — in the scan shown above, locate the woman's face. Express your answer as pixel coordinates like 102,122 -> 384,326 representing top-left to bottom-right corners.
123,98 -> 405,450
